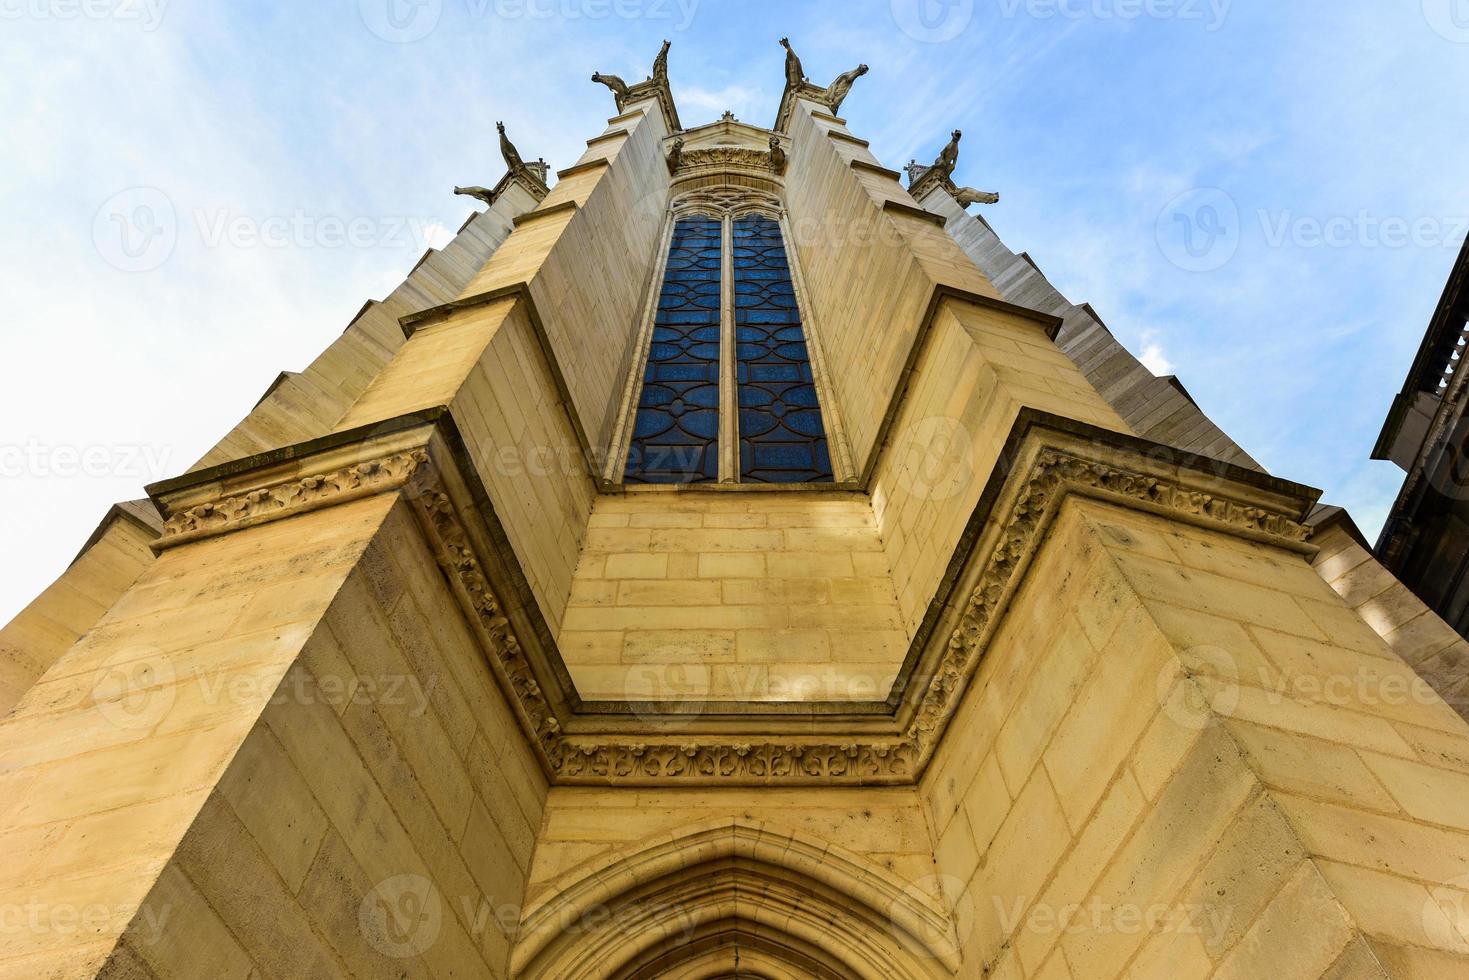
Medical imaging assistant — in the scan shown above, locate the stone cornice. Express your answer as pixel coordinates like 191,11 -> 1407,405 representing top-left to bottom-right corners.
669,145 -> 785,179
857,284 -> 1064,487
773,80 -> 830,133
143,410 -> 1317,785
620,77 -> 680,134
488,167 -> 550,207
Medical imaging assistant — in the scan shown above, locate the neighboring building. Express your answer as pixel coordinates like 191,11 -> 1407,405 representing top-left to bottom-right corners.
5,40 -> 1469,979
1374,238 -> 1469,637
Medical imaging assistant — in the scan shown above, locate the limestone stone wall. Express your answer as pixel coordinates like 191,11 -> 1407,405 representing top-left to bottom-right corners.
456,104 -> 673,455
781,97 -> 1001,474
868,300 -> 1132,636
924,498 -> 1469,978
109,501 -> 548,979
1312,519 -> 1469,716
327,104 -> 675,638
922,183 -> 1260,471
0,505 -> 158,715
0,494 -> 396,977
335,298 -> 592,637
558,491 -> 908,702
525,785 -> 939,913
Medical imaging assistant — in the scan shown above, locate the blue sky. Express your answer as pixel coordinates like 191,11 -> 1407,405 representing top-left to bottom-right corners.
1,0 -> 1467,624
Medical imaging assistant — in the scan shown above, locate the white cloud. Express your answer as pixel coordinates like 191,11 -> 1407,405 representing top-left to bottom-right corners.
1139,342 -> 1175,377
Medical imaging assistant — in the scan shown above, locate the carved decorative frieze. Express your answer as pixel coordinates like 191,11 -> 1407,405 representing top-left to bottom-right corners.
903,447 -> 1311,766
668,144 -> 787,179
157,449 -> 430,547
401,467 -> 564,762
149,424 -> 1311,786
549,740 -> 917,782
671,187 -> 782,221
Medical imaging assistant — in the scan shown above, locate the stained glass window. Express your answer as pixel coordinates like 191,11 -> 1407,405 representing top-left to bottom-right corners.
731,216 -> 833,483
624,218 -> 722,483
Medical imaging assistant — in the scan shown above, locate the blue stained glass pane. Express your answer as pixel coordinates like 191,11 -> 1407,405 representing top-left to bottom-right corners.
731,216 -> 833,483
624,218 -> 723,484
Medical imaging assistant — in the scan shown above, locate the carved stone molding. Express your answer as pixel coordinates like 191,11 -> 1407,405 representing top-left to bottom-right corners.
901,444 -> 1312,771
548,739 -> 917,784
155,449 -> 430,549
401,464 -> 564,767
671,187 -> 783,221
773,79 -> 830,134
146,414 -> 1314,786
543,441 -> 1309,785
669,145 -> 788,180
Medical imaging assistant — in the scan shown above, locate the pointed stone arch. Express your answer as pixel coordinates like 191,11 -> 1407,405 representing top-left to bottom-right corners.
670,186 -> 784,221
511,819 -> 959,979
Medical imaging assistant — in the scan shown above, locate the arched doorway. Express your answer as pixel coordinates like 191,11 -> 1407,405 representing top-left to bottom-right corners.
512,820 -> 960,978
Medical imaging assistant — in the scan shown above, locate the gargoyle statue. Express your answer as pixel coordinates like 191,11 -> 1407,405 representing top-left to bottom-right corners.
825,64 -> 868,114
453,185 -> 497,207
768,136 -> 788,175
590,71 -> 629,103
953,186 -> 1000,208
666,137 -> 685,175
652,39 -> 670,84
932,129 -> 962,181
497,121 -> 526,173
779,37 -> 805,88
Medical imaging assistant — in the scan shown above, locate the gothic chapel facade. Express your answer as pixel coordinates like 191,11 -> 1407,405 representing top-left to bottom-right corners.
5,39 -> 1469,979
